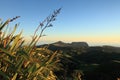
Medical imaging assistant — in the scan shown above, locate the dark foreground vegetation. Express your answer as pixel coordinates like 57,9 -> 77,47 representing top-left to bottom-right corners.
39,41 -> 120,80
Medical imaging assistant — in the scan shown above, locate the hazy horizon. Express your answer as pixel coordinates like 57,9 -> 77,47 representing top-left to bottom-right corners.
1,0 -> 120,46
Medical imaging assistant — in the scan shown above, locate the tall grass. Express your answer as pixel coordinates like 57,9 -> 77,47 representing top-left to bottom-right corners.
0,8 -> 61,80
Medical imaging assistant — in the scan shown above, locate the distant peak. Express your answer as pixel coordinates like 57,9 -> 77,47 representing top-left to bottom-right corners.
55,41 -> 65,44
52,41 -> 68,47
71,42 -> 89,47
52,41 -> 89,48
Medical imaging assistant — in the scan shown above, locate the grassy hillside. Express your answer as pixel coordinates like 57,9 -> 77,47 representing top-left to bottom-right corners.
39,42 -> 120,80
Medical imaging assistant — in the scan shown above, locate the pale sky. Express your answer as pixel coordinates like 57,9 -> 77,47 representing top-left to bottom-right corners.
0,0 -> 120,46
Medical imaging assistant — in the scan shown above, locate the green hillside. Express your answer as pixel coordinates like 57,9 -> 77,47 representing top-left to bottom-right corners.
38,42 -> 120,80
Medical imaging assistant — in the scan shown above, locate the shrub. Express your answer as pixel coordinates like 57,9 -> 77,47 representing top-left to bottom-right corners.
0,8 -> 61,80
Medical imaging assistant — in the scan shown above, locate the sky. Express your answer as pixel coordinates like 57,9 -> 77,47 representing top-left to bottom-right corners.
0,0 -> 120,46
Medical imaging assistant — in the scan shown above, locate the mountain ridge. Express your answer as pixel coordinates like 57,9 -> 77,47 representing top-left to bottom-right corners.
51,41 -> 89,48
37,41 -> 120,53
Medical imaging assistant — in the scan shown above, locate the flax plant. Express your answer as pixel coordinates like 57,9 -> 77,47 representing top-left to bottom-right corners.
0,8 -> 61,80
